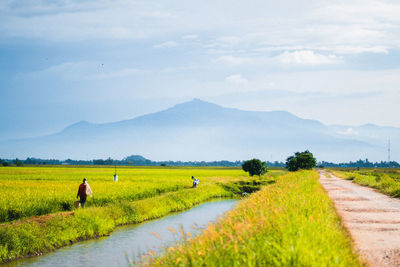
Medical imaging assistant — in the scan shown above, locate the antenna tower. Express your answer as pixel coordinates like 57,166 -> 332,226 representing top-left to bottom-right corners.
388,139 -> 391,163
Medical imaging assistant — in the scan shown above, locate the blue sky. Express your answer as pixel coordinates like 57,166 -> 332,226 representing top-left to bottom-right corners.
1,0 -> 400,140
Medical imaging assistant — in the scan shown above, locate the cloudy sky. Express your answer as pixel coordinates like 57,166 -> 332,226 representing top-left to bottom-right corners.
1,0 -> 399,140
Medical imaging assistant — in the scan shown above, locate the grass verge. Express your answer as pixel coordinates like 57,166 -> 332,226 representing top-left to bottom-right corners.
143,171 -> 360,267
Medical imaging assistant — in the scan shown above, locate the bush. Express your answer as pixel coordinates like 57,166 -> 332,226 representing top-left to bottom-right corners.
15,161 -> 23,167
242,159 -> 268,176
286,150 -> 316,171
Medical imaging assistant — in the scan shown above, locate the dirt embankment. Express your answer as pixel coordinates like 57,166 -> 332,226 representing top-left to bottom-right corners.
320,171 -> 400,267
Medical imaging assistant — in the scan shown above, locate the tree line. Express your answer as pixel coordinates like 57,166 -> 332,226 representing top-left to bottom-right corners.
0,156 -> 285,167
0,154 -> 398,168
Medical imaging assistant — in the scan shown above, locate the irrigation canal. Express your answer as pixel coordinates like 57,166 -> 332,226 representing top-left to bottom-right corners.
4,199 -> 237,267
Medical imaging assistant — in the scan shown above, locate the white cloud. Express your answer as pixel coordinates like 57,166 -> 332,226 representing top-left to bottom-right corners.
216,36 -> 242,46
276,50 -> 342,65
2,0 -> 400,55
314,0 -> 400,25
225,74 -> 248,85
215,50 -> 342,67
331,46 -> 389,54
154,41 -> 179,49
338,128 -> 360,136
183,34 -> 198,39
215,55 -> 256,66
256,45 -> 389,55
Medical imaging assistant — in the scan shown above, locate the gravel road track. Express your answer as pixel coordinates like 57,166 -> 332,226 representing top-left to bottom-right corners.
319,171 -> 400,267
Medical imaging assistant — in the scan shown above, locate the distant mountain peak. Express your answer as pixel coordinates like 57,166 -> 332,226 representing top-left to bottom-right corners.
170,98 -> 224,111
2,98 -> 398,162
175,98 -> 221,107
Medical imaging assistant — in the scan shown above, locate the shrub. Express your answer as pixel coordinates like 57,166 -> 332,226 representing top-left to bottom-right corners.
286,150 -> 316,171
15,160 -> 23,167
242,159 -> 268,176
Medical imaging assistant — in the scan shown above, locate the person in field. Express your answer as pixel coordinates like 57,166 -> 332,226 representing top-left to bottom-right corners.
76,178 -> 93,208
192,176 -> 199,188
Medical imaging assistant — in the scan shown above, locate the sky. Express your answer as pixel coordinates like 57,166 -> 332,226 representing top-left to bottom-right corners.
1,0 -> 400,140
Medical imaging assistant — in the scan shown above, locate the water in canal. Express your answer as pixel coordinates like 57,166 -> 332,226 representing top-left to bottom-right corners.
4,199 -> 237,267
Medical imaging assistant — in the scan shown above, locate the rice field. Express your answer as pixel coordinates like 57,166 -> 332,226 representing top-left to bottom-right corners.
0,165 -> 284,263
0,166 -> 266,223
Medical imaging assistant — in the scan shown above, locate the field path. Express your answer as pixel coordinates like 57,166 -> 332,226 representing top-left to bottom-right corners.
319,171 -> 400,267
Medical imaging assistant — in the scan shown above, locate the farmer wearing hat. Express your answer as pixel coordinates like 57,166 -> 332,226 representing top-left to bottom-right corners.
77,178 -> 93,208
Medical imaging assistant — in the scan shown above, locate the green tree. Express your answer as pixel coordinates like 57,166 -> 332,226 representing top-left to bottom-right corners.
286,150 -> 316,171
242,159 -> 268,176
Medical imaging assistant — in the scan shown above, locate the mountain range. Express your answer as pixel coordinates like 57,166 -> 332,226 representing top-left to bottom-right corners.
0,99 -> 398,162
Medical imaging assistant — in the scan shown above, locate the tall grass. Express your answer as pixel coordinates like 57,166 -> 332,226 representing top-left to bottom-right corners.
331,169 -> 400,197
144,171 -> 360,267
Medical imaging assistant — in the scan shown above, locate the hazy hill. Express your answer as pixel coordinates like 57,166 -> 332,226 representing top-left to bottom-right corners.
0,99 -> 396,162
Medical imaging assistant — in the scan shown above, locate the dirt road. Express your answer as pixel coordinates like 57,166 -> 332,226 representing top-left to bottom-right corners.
319,171 -> 400,267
